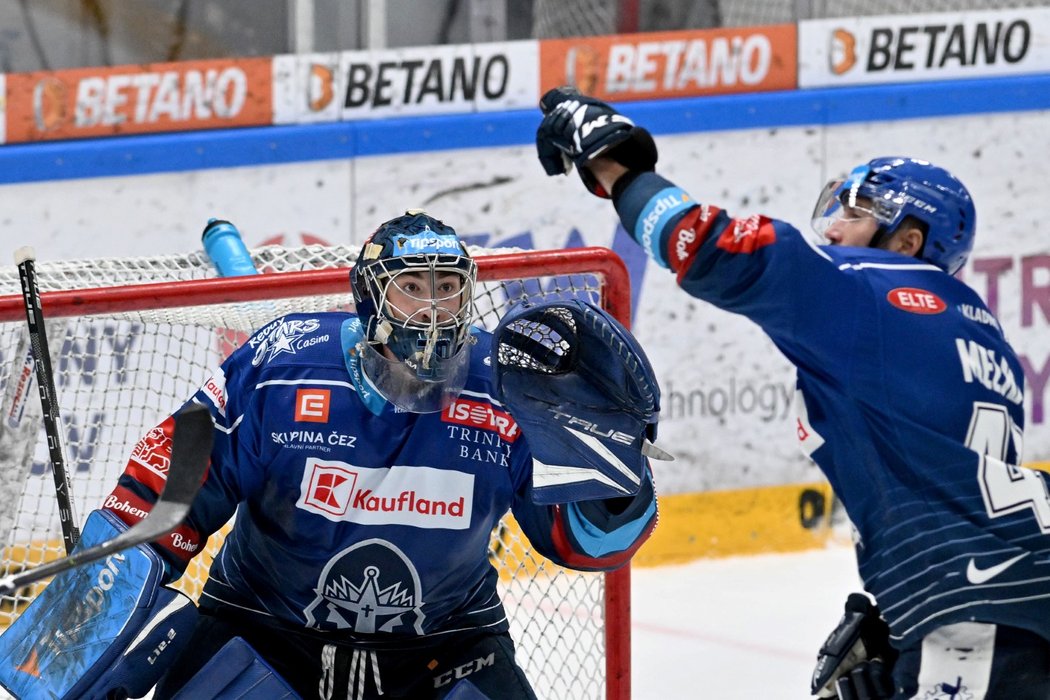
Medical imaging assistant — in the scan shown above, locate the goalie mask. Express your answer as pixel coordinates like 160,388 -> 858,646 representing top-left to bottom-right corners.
811,157 -> 975,275
350,210 -> 477,413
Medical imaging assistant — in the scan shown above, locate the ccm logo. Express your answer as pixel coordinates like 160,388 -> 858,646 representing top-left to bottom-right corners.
295,389 -> 331,423
887,287 -> 946,315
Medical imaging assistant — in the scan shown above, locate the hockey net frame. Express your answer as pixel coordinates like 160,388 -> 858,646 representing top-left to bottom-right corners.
0,245 -> 633,700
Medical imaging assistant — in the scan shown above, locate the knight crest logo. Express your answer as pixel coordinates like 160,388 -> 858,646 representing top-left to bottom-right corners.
303,539 -> 425,634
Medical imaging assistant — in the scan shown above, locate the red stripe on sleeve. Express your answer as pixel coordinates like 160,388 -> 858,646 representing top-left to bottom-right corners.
666,204 -> 723,273
102,484 -> 154,528
156,524 -> 205,564
715,214 -> 778,254
101,484 -> 203,564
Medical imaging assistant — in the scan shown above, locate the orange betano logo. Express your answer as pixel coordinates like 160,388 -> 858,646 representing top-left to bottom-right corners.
830,29 -> 857,75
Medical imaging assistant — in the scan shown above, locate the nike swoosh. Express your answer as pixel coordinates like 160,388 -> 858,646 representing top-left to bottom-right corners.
965,552 -> 1028,585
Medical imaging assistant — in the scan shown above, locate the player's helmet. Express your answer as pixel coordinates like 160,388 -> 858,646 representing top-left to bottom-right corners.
351,210 -> 477,411
811,157 -> 976,275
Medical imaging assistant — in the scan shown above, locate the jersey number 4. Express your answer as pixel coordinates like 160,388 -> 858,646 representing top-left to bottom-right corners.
968,401 -> 1050,533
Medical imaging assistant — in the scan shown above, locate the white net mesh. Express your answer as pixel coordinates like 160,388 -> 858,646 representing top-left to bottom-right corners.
0,244 -> 628,699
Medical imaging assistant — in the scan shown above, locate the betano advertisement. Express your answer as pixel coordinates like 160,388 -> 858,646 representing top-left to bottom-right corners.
538,24 -> 797,100
5,8 -> 1050,144
3,57 -> 272,143
798,7 -> 1050,87
272,41 -> 539,123
0,25 -> 800,144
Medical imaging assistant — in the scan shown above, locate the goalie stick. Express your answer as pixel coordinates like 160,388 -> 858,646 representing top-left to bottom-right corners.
14,246 -> 80,554
0,404 -> 213,595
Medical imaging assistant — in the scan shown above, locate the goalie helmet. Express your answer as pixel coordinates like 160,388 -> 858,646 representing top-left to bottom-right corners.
350,210 -> 477,411
811,157 -> 975,275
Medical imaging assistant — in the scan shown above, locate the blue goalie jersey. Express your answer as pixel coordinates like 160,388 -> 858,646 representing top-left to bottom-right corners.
103,313 -> 656,642
618,172 -> 1049,648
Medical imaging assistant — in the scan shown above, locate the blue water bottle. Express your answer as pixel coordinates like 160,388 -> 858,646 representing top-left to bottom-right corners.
201,218 -> 259,277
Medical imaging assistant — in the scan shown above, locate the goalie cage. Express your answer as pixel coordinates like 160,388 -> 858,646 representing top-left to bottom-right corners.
0,243 -> 634,700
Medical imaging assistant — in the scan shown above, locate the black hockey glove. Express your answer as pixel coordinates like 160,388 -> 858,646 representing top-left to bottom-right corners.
536,86 -> 657,198
811,593 -> 898,700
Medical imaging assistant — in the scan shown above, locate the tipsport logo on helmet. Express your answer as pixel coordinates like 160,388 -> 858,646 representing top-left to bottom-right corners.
390,229 -> 464,257
297,458 -> 475,528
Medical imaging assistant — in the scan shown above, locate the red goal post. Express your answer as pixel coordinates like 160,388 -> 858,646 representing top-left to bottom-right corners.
0,245 -> 634,700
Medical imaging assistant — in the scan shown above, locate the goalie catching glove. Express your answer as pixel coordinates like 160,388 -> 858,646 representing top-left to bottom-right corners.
491,299 -> 671,504
536,86 -> 658,198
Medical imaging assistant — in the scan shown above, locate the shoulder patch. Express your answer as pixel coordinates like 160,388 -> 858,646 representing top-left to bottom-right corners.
249,317 -> 326,366
886,287 -> 946,315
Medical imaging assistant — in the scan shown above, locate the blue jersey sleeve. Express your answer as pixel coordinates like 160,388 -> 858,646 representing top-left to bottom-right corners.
102,316 -> 278,575
510,447 -> 657,572
614,171 -> 899,385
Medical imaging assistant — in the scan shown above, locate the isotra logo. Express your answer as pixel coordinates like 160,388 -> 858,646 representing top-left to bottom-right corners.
887,287 -> 946,314
443,398 -> 520,442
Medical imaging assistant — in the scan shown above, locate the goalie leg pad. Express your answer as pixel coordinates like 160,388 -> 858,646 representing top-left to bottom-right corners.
444,678 -> 494,699
170,636 -> 298,700
0,509 -> 196,700
492,299 -> 665,503
75,585 -> 199,700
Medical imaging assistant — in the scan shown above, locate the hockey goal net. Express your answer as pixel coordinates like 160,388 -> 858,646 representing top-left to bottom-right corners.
0,244 -> 633,700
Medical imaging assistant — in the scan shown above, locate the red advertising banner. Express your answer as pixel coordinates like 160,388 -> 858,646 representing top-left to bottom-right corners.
5,57 -> 272,143
539,24 -> 797,101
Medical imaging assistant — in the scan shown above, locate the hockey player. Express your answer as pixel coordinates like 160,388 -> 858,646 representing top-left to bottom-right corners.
535,88 -> 1050,699
0,211 -> 660,700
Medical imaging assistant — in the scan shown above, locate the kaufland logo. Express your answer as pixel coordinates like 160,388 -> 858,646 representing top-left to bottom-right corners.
201,368 -> 227,417
443,398 -> 520,442
297,459 -> 474,529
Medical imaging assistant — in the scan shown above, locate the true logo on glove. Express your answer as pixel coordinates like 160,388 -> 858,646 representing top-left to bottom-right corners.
548,409 -> 634,446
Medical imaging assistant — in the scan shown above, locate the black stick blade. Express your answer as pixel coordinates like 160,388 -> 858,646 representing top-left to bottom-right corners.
0,404 -> 213,594
162,404 -> 214,507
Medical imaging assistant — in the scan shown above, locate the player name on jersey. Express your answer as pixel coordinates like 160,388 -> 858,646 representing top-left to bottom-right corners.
955,337 -> 1024,404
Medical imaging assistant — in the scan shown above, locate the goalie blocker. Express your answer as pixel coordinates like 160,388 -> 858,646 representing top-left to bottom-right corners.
492,299 -> 671,504
0,510 -> 199,699
0,515 -> 300,700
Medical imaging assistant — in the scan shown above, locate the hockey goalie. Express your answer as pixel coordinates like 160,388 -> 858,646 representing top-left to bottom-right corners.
0,211 -> 666,700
